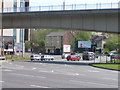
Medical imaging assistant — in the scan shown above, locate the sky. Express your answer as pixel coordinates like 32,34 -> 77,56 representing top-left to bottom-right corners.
30,0 -> 119,7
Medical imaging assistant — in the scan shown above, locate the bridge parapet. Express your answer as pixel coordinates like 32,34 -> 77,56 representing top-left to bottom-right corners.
0,3 -> 119,13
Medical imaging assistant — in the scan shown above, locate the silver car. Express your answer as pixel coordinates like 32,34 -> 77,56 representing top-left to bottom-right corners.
30,54 -> 41,61
0,55 -> 5,60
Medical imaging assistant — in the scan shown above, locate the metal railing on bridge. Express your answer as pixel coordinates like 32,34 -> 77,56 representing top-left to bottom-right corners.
0,3 -> 119,13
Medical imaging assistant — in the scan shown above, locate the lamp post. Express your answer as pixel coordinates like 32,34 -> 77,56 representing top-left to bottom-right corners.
63,0 -> 65,10
1,0 -> 4,56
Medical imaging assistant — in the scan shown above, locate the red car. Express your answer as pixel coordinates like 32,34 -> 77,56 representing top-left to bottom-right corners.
66,55 -> 81,61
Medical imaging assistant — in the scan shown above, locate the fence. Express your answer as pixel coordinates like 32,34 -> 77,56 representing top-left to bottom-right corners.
0,3 -> 119,13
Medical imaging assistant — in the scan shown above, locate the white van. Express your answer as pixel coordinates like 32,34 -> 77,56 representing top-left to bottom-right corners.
41,55 -> 54,61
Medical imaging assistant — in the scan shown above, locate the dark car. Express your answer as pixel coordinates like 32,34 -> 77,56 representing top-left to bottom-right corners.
107,53 -> 115,57
66,55 -> 81,61
82,52 -> 95,60
95,54 -> 99,58
61,53 -> 69,59
71,53 -> 80,56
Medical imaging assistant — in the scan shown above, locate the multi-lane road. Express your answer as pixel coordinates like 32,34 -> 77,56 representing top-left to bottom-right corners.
0,56 -> 118,89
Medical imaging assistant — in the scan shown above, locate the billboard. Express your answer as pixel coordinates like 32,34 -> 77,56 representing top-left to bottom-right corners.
14,43 -> 25,55
78,41 -> 91,48
63,45 -> 71,52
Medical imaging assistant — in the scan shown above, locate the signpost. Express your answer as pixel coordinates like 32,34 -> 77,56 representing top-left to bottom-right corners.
14,43 -> 25,57
63,45 -> 71,52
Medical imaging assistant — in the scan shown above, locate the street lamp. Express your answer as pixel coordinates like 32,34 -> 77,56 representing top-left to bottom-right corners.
63,0 -> 65,10
1,0 -> 4,55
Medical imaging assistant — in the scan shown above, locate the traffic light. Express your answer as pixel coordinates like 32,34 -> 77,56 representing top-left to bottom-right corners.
5,43 -> 8,49
92,46 -> 96,52
99,48 -> 102,53
91,43 -> 97,52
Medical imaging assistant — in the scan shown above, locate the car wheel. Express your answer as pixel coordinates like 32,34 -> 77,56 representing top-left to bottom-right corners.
83,58 -> 85,60
67,59 -> 69,61
78,59 -> 79,61
51,58 -> 53,60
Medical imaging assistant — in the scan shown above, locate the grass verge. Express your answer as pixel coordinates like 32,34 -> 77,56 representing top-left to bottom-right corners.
6,56 -> 30,61
90,63 -> 120,71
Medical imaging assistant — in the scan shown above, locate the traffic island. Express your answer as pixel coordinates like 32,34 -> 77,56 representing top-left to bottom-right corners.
89,63 -> 120,71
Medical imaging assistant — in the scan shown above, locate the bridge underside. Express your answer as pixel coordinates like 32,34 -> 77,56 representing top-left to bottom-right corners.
1,9 -> 119,34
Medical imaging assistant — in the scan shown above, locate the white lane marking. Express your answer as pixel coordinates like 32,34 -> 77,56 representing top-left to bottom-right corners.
38,70 -> 54,73
3,69 -> 12,72
9,63 -> 12,65
64,64 -> 71,67
88,70 -> 99,72
75,73 -> 79,75
15,65 -> 24,68
32,68 -> 37,70
38,69 -> 84,76
65,64 -> 67,66
110,71 -> 118,73
35,63 -> 42,65
69,80 -> 117,87
30,85 -> 50,88
103,78 -> 118,81
10,73 -> 46,79
0,81 -> 4,83
51,70 -> 54,72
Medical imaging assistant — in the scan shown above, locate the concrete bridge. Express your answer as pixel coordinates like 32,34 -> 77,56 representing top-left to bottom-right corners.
1,4 -> 119,34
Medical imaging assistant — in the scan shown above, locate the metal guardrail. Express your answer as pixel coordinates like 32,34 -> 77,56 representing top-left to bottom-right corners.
0,3 -> 119,13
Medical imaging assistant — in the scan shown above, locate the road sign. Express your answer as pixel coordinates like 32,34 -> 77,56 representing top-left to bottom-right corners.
63,45 -> 71,52
14,43 -> 25,56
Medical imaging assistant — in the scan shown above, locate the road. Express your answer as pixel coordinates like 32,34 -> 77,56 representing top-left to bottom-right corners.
0,59 -> 118,88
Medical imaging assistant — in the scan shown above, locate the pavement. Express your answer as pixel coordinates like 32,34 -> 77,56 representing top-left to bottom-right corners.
0,60 -> 8,65
1,60 -> 119,88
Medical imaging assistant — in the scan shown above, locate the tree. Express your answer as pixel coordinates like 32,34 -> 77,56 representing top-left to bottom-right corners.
104,34 -> 119,52
69,31 -> 92,52
74,31 -> 92,41
25,41 -> 31,51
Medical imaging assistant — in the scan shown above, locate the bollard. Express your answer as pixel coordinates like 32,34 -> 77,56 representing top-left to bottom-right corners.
110,56 -> 113,63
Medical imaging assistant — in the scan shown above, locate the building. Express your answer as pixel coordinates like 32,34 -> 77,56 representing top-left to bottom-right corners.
0,0 -> 30,55
45,31 -> 74,55
91,35 -> 108,50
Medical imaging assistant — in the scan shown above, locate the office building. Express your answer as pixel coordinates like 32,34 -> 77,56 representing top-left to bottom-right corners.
0,0 -> 30,55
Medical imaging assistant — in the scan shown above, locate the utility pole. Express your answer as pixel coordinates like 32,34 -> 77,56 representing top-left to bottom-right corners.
22,29 -> 24,57
63,0 -> 65,10
1,0 -> 4,56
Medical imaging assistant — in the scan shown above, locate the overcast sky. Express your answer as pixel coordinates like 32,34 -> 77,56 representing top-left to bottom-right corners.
30,0 -> 119,6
